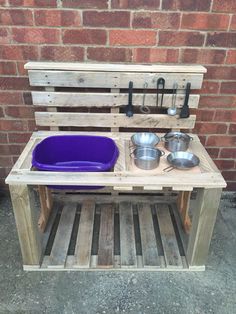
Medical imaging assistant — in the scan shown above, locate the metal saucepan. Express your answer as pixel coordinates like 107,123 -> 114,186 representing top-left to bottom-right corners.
132,147 -> 165,170
163,151 -> 200,172
161,131 -> 193,152
131,132 -> 160,148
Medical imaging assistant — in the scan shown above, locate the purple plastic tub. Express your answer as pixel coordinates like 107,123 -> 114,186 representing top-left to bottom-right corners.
32,135 -> 119,189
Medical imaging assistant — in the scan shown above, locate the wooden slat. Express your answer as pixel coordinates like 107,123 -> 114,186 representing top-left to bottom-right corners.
6,170 -> 227,189
97,204 -> 114,267
156,204 -> 182,268
138,203 -> 160,267
171,204 -> 188,254
32,92 -> 200,109
124,139 -> 131,171
29,70 -> 204,89
55,194 -> 177,204
35,112 -> 196,129
41,204 -> 58,255
119,202 -> 137,268
49,203 -> 76,268
74,201 -> 95,268
25,62 -> 207,73
114,139 -> 126,172
29,130 -> 200,140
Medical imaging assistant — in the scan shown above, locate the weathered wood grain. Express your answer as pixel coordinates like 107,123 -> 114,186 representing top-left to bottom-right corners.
32,91 -> 200,109
49,203 -> 76,268
25,62 -> 207,73
97,204 -> 114,267
156,204 -> 182,268
186,188 -> 222,266
35,112 -> 196,129
138,203 -> 160,267
74,201 -> 95,268
9,185 -> 42,266
119,202 -> 137,268
29,70 -> 203,89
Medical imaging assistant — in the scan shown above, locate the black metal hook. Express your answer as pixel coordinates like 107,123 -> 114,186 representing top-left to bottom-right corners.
156,78 -> 165,108
179,82 -> 191,118
125,81 -> 134,117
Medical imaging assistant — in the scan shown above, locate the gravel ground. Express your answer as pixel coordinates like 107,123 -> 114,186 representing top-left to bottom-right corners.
0,192 -> 235,314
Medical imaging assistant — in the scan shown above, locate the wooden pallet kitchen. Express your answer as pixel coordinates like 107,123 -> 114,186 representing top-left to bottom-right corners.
5,62 -> 226,271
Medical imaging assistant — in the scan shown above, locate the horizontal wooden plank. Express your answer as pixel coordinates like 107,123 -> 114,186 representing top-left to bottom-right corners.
35,112 -> 196,129
54,194 -> 178,204
28,70 -> 203,89
32,92 -> 200,109
24,261 -> 205,271
25,62 -> 207,73
30,130 -> 201,142
6,170 -> 227,189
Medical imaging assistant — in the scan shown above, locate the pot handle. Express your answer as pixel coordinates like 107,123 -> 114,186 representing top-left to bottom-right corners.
190,136 -> 194,141
163,165 -> 174,172
161,136 -> 166,142
160,150 -> 165,156
129,151 -> 137,159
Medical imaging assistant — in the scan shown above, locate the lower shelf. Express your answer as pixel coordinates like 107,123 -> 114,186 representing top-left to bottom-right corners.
24,199 -> 204,271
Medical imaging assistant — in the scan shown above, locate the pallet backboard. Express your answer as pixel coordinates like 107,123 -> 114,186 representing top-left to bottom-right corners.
25,62 -> 206,131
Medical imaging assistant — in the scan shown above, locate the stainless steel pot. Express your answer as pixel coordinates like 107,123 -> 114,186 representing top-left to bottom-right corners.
132,147 -> 165,170
161,132 -> 193,152
131,132 -> 160,148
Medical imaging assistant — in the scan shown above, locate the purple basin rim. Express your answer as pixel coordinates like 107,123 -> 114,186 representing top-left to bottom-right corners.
32,135 -> 119,189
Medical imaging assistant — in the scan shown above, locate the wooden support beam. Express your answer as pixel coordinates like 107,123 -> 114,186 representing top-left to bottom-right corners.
177,191 -> 192,233
186,188 -> 222,266
38,186 -> 53,232
9,185 -> 42,266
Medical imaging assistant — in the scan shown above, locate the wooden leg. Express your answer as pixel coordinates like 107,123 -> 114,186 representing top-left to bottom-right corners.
46,187 -> 53,209
186,188 -> 222,267
38,186 -> 53,232
177,191 -> 192,233
9,185 -> 42,266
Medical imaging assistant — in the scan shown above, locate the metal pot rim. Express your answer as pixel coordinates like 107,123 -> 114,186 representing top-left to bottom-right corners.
162,132 -> 192,141
132,147 -> 165,159
131,132 -> 160,147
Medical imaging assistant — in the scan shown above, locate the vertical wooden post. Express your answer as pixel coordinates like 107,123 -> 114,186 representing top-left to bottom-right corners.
111,88 -> 120,195
45,87 -> 59,131
9,185 -> 43,266
110,88 -> 120,133
186,188 -> 222,267
177,191 -> 192,233
38,186 -> 53,232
